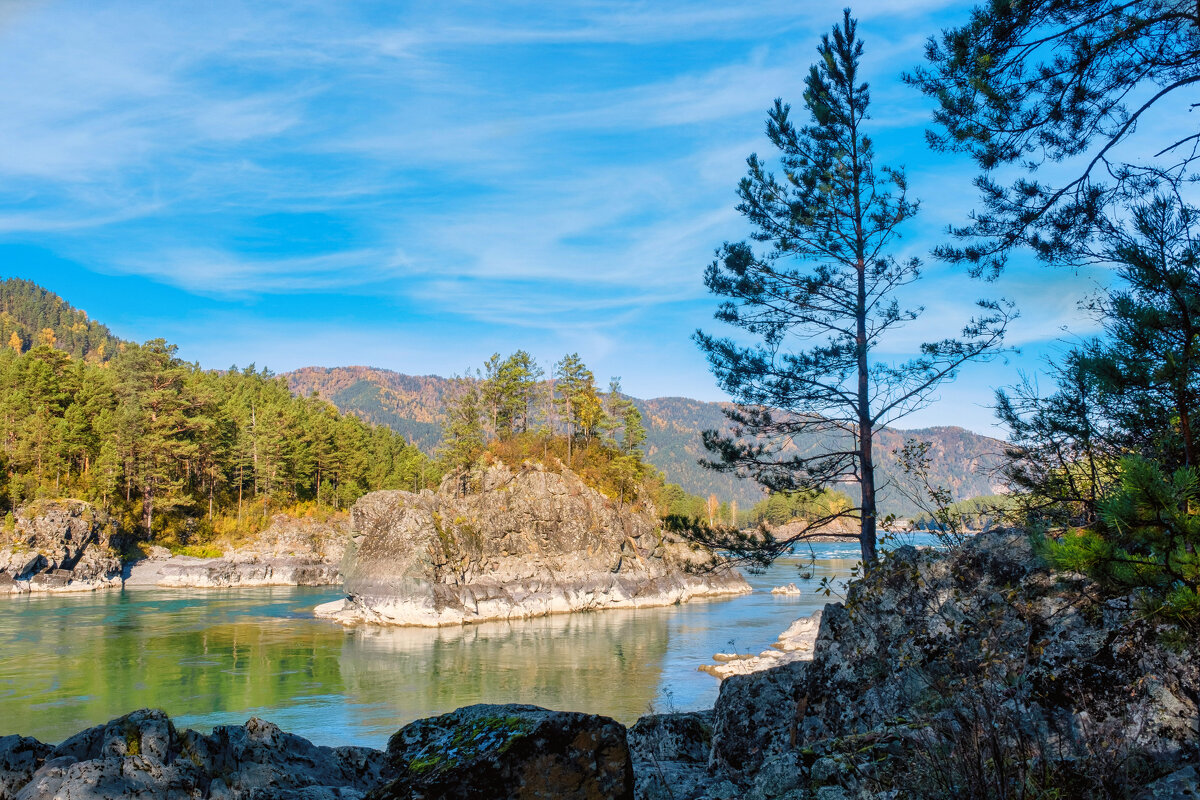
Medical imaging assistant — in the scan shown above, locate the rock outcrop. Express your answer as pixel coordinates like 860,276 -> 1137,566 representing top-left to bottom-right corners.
643,530 -> 1200,799
372,703 -> 633,800
0,500 -> 125,594
316,461 -> 749,626
1,706 -> 631,800
628,712 -> 716,800
123,514 -> 349,589
4,708 -> 390,800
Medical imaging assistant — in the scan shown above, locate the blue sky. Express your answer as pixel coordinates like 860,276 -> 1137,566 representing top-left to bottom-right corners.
0,0 -> 1116,435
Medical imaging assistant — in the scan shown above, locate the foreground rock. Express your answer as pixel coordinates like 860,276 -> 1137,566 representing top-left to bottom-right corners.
698,610 -> 821,680
372,703 -> 632,800
680,530 -> 1200,798
1,706 -> 632,800
628,712 -> 715,800
3,708 -> 389,799
0,500 -> 126,594
123,514 -> 349,589
316,461 -> 749,627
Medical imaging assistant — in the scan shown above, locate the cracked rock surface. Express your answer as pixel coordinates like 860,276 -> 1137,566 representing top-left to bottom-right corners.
316,461 -> 749,626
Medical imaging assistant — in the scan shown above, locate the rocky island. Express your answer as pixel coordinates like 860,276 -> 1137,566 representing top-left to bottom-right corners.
316,460 -> 750,627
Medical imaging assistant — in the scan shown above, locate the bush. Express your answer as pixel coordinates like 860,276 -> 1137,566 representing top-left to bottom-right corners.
169,544 -> 224,559
1040,456 -> 1200,619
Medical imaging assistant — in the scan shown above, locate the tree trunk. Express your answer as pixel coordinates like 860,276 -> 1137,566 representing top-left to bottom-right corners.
857,267 -> 878,565
143,484 -> 154,538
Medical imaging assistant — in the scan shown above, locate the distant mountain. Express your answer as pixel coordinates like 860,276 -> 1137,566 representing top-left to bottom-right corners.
284,366 -> 1007,516
287,366 -> 452,452
0,277 -> 126,361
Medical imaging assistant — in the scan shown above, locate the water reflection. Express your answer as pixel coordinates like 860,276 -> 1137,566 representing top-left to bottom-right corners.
336,610 -> 669,739
0,540 -> 915,748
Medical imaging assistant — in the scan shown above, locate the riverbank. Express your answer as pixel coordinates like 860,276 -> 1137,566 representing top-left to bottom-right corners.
4,530 -> 1196,799
0,500 -> 349,594
121,513 -> 349,588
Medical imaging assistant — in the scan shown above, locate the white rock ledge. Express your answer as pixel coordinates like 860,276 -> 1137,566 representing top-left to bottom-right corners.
315,573 -> 751,627
124,556 -> 341,589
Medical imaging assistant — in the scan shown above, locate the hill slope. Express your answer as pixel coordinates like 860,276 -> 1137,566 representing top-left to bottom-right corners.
0,277 -> 126,361
284,366 -> 1006,516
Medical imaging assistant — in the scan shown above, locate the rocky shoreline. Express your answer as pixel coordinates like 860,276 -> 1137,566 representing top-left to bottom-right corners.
5,531 -> 1197,798
1,501 -> 349,594
122,554 -> 341,589
316,462 -> 750,627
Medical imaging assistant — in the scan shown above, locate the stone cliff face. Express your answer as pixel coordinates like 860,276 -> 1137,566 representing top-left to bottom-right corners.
316,461 -> 750,626
0,500 -> 125,593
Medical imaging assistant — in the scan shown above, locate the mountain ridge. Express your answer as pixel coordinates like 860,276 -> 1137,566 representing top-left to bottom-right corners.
284,365 -> 1007,516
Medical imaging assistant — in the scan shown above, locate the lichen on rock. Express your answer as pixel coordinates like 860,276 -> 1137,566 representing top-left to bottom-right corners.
372,703 -> 633,800
0,500 -> 126,594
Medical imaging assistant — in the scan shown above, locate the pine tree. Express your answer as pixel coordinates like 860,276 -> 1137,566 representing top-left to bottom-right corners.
113,340 -> 194,537
553,353 -> 603,466
694,11 -> 1009,565
436,376 -> 485,494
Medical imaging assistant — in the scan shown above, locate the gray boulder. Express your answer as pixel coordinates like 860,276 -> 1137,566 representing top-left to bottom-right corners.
5,709 -> 391,800
0,735 -> 51,799
708,660 -> 807,783
628,711 -> 714,800
373,703 -> 633,800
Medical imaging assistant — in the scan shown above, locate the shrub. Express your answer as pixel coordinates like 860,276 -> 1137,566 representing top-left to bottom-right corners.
1041,456 -> 1200,620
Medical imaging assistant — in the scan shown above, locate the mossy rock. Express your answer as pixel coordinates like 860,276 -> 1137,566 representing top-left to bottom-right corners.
373,704 -> 632,800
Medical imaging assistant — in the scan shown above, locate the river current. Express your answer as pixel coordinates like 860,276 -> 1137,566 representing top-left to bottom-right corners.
0,538 -> 937,747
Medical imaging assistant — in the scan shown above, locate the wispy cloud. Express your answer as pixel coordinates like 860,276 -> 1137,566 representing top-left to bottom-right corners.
104,247 -> 414,296
0,0 -> 1088,432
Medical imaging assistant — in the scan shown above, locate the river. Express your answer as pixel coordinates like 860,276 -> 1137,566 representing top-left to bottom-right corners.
0,538 -> 935,748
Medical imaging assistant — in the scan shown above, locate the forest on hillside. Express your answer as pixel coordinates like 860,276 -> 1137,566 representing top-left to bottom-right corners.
0,277 -> 123,362
0,276 -> 1005,537
0,278 -> 433,543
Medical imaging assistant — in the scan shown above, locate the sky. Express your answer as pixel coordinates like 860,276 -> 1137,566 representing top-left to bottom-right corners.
0,0 -> 1120,435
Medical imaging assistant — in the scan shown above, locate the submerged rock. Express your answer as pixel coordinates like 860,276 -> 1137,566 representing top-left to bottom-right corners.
373,703 -> 632,800
0,500 -> 126,594
316,461 -> 749,627
699,610 -> 821,680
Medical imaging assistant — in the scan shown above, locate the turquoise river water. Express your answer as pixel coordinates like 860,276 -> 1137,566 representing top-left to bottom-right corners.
0,538 -> 935,748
